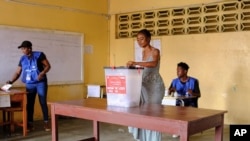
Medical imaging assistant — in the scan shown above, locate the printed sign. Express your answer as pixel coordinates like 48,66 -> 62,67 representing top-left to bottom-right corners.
106,76 -> 126,94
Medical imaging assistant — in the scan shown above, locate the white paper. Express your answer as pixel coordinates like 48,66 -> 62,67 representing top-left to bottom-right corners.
1,84 -> 12,91
161,97 -> 177,106
0,94 -> 11,107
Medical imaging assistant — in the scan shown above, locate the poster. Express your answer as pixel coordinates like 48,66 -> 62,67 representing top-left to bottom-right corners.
134,39 -> 161,61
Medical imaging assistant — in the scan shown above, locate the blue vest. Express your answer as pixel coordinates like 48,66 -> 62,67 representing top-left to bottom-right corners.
20,52 -> 46,84
171,77 -> 197,96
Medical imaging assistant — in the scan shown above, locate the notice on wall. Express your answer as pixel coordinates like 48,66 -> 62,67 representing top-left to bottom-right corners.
134,39 -> 161,61
106,76 -> 126,94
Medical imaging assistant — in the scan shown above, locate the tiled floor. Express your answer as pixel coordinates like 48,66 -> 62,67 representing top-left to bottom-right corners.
0,117 -> 229,141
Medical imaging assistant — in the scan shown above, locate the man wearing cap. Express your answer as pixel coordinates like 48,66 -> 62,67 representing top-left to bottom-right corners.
7,40 -> 51,132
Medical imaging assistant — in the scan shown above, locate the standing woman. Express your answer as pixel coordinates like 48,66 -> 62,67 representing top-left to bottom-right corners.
7,40 -> 51,131
127,29 -> 165,141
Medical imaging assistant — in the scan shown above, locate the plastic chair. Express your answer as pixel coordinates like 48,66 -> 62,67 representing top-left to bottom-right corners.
86,85 -> 106,98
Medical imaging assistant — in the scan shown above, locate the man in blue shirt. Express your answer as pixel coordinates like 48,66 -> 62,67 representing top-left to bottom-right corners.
7,40 -> 51,132
168,62 -> 201,107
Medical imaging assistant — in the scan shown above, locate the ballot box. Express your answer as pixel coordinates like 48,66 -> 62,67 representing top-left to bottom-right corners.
104,66 -> 143,107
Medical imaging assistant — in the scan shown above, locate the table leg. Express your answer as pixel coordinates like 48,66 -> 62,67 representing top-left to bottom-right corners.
2,110 -> 9,136
93,120 -> 99,141
51,104 -> 58,141
215,115 -> 224,141
179,132 -> 189,141
179,124 -> 189,141
23,94 -> 27,136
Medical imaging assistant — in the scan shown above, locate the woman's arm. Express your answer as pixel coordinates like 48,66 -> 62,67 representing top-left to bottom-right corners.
7,66 -> 22,84
37,58 -> 51,81
127,48 -> 160,68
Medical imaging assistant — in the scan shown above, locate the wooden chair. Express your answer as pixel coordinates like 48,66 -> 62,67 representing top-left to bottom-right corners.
0,109 -> 10,135
2,93 -> 27,136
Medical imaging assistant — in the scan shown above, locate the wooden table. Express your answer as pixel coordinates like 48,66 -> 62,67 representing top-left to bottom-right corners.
50,98 -> 227,141
0,89 -> 27,136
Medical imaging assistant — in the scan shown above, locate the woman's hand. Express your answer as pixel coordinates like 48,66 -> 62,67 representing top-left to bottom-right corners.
6,80 -> 13,84
127,61 -> 135,67
37,72 -> 45,81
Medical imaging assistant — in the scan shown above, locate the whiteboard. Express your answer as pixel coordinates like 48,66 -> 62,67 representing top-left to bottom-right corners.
0,26 -> 83,85
134,39 -> 161,61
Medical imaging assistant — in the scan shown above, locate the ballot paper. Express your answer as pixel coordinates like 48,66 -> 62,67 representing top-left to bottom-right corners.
1,84 -> 12,91
0,84 -> 12,107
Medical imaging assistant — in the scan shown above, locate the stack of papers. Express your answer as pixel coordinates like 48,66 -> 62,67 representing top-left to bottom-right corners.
162,96 -> 177,106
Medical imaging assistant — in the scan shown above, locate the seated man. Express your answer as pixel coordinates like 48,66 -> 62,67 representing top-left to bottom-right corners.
168,62 -> 201,107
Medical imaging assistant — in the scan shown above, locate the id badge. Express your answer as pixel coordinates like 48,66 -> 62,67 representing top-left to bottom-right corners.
26,73 -> 31,81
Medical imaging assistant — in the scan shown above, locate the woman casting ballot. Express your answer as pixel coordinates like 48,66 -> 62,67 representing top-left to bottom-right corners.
126,29 -> 165,141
